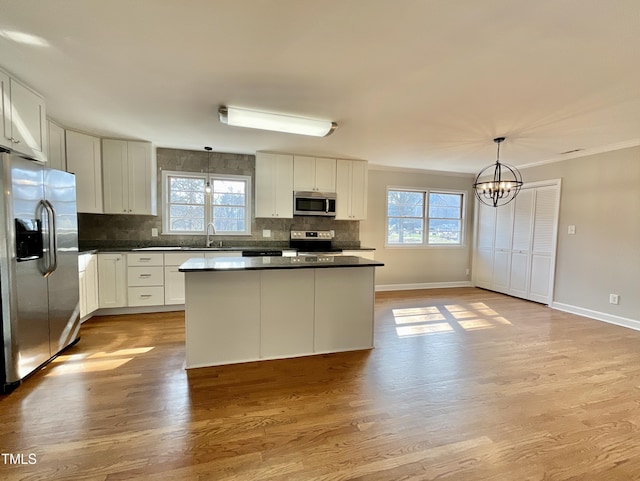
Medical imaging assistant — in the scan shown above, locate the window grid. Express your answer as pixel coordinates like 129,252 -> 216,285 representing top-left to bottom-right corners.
387,188 -> 464,246
163,171 -> 251,235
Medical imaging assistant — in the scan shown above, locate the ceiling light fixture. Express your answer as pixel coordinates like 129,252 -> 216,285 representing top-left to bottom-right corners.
473,137 -> 523,208
218,106 -> 337,137
204,146 -> 212,194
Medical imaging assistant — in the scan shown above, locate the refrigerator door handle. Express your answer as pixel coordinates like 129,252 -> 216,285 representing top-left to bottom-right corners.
38,199 -> 52,276
43,200 -> 58,275
40,200 -> 58,277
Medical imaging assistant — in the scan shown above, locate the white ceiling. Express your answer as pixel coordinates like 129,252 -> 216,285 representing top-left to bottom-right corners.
1,0 -> 639,174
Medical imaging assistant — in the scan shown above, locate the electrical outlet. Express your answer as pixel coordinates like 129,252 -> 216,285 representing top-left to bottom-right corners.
151,228 -> 158,237
568,225 -> 576,235
262,229 -> 271,238
609,294 -> 619,305
465,268 -> 470,276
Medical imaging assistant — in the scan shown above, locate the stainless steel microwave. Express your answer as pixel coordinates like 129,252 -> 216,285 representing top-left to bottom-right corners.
293,191 -> 337,217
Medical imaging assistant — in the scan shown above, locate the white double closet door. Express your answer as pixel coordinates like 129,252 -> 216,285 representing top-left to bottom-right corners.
474,179 -> 561,304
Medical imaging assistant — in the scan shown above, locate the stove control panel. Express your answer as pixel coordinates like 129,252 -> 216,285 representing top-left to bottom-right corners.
290,230 -> 335,240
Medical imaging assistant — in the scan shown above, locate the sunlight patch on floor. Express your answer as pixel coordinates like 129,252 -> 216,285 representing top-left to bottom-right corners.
46,347 -> 155,376
393,302 -> 512,338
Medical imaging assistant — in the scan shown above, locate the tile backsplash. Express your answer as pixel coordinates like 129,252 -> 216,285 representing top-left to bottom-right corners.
78,148 -> 360,249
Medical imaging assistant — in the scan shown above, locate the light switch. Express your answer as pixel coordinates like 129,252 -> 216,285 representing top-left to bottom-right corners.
567,225 -> 576,235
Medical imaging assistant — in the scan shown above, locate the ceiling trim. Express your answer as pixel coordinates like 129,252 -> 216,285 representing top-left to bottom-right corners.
368,163 -> 474,178
518,139 -> 640,171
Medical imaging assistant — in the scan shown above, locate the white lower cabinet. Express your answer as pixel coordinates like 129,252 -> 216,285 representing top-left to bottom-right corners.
184,266 -> 376,368
164,252 -> 202,305
127,253 -> 164,307
94,250 -> 245,311
78,253 -> 99,319
260,270 -> 315,358
314,268 -> 374,353
98,253 -> 127,308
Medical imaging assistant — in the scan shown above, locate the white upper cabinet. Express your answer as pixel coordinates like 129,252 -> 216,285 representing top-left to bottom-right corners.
0,68 -> 47,161
293,155 -> 336,192
255,152 -> 294,218
102,139 -> 156,215
47,120 -> 66,171
66,130 -> 103,213
335,159 -> 368,220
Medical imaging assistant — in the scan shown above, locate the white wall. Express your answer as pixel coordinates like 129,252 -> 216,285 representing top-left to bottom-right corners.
360,167 -> 474,289
519,146 -> 640,325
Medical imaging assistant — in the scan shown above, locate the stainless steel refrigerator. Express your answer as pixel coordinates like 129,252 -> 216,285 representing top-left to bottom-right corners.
0,152 -> 80,392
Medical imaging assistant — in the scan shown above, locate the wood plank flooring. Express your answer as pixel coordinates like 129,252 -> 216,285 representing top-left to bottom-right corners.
2,287 -> 640,480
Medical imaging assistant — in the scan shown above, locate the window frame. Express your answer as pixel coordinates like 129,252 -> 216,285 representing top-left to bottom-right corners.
385,186 -> 466,248
162,170 -> 252,236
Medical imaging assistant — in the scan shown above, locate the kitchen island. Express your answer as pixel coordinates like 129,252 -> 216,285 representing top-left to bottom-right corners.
179,255 -> 384,368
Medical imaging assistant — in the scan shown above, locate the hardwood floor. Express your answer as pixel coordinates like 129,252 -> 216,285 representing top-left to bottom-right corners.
2,287 -> 640,480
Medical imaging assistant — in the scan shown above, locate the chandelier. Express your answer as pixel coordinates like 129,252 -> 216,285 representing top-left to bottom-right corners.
473,137 -> 523,207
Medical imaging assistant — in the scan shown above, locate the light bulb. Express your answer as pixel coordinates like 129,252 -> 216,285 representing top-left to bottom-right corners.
205,182 -> 212,194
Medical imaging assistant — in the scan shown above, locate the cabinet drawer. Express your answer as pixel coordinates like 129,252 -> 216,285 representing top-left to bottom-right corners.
164,252 -> 204,266
127,253 -> 164,266
127,266 -> 164,286
128,286 -> 164,307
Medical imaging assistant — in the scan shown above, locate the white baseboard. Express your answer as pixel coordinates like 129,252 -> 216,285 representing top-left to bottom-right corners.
376,281 -> 473,292
91,304 -> 185,317
551,302 -> 640,331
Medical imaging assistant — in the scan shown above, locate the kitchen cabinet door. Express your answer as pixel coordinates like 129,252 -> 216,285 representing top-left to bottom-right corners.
127,141 -> 155,215
164,266 -> 185,305
336,159 -> 368,220
85,254 -> 99,314
66,130 -> 103,213
0,70 -> 47,162
293,155 -> 336,192
293,155 -> 316,191
47,120 -> 66,171
102,139 -> 128,213
102,139 -> 156,215
98,253 -> 127,308
255,152 -> 293,218
79,265 -> 87,319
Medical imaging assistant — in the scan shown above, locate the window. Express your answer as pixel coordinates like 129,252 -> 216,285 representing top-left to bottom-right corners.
163,171 -> 251,235
387,188 -> 464,246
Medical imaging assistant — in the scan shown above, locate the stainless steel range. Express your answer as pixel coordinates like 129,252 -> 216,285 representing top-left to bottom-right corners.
289,230 -> 342,255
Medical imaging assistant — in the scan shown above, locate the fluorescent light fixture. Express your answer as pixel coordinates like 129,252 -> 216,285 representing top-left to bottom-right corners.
0,30 -> 50,47
218,106 -> 337,137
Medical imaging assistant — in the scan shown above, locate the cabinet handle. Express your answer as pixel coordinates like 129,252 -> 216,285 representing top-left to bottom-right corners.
139,257 -> 151,261
140,294 -> 152,298
139,274 -> 152,278
11,138 -> 21,144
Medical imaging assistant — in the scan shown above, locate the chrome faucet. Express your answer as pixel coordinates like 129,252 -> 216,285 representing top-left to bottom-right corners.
206,222 -> 216,247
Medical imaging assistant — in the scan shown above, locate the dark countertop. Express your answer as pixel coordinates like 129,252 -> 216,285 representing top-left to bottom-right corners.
78,246 -> 375,254
179,255 -> 384,272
